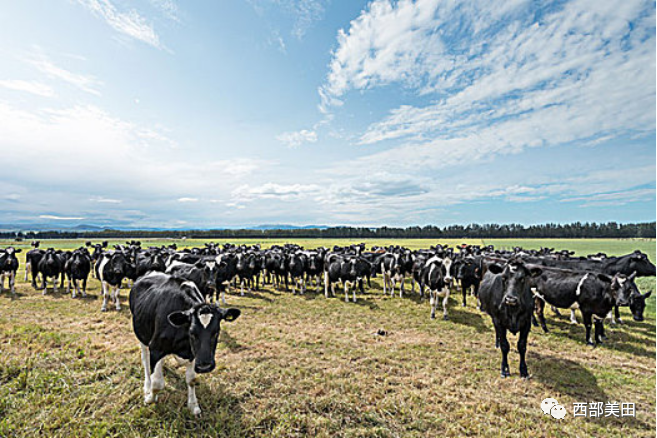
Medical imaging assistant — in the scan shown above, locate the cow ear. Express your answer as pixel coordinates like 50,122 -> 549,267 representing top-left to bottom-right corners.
628,271 -> 637,281
643,291 -> 652,299
195,260 -> 205,268
597,274 -> 612,284
529,267 -> 542,277
15,249 -> 22,253
221,308 -> 241,322
168,310 -> 192,327
488,263 -> 504,275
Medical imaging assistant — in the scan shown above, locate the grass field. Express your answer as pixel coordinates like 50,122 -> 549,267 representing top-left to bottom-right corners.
0,238 -> 654,437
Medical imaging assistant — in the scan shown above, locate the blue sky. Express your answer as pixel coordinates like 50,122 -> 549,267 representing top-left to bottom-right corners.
0,0 -> 654,229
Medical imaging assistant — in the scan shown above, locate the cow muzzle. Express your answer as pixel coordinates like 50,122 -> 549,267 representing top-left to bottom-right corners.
504,296 -> 519,306
194,362 -> 215,373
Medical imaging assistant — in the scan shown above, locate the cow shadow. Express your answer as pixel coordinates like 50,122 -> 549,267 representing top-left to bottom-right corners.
352,297 -> 379,310
531,352 -> 608,402
227,290 -> 274,303
219,330 -> 247,353
544,318 -> 654,358
448,306 -> 490,334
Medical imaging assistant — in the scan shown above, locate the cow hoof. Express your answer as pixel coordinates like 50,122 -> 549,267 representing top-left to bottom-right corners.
600,335 -> 608,341
344,298 -> 349,303
191,406 -> 202,417
443,315 -> 449,321
617,318 -> 623,325
101,307 -> 107,312
521,373 -> 531,380
462,303 -> 466,307
501,371 -> 510,378
430,314 -> 436,320
353,298 -> 357,303
586,341 -> 595,347
144,393 -> 155,404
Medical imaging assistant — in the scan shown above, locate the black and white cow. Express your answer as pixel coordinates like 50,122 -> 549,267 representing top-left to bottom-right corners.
96,251 -> 132,311
0,247 -> 21,294
166,259 -> 223,302
421,256 -> 452,320
65,248 -> 92,298
478,261 -> 542,378
129,272 -> 240,416
136,251 -> 166,278
37,249 -> 64,294
530,266 -> 636,345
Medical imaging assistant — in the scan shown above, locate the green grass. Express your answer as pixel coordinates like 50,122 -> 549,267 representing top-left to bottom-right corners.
0,238 -> 654,437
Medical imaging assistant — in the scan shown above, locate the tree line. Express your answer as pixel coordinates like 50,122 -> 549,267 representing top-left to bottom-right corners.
2,221 -> 655,240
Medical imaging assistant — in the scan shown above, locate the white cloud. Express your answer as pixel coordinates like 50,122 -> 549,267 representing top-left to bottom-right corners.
39,215 -> 84,220
319,0 -> 655,170
148,0 -> 181,22
90,196 -> 122,204
76,0 -> 163,49
276,129 -> 317,147
0,80 -> 54,97
177,197 -> 199,202
27,55 -> 103,95
233,183 -> 320,201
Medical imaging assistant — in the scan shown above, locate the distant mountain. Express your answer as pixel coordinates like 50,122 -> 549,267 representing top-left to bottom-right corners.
0,223 -> 330,233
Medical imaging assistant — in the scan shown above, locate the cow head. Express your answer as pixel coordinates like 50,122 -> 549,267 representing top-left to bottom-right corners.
628,251 -> 656,277
489,262 -> 542,309
610,271 -> 650,321
167,303 -> 241,373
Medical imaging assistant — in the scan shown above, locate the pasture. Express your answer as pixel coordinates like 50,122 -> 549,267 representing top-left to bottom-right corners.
0,238 -> 655,437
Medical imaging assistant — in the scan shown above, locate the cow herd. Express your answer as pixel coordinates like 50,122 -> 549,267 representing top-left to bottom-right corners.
0,240 -> 655,415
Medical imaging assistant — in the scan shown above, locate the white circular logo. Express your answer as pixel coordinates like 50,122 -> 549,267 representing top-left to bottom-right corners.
541,398 -> 558,415
550,404 -> 567,420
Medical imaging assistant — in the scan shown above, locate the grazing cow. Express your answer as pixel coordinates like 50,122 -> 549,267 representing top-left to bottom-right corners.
65,248 -> 91,298
37,249 -> 64,294
0,247 -> 21,294
129,272 -> 240,416
96,251 -> 132,311
479,261 -> 542,378
530,267 -> 636,345
607,272 -> 651,324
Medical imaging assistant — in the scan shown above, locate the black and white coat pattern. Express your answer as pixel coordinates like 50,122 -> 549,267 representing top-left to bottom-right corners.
129,272 -> 240,416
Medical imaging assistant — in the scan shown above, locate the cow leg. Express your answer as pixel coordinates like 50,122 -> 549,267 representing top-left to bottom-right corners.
324,272 -> 329,298
24,262 -> 29,282
353,282 -> 357,303
101,281 -> 109,312
81,278 -> 87,297
344,282 -> 349,303
185,360 -> 202,416
140,344 -> 154,404
400,276 -> 404,298
301,277 -> 306,294
151,358 -> 165,398
221,288 -> 227,305
381,266 -> 387,295
114,285 -> 121,311
462,284 -> 468,307
583,312 -> 595,346
42,275 -> 47,295
441,288 -> 450,320
411,278 -> 415,293
429,291 -> 437,319
551,306 -> 562,317
240,279 -> 244,296
592,314 -> 605,344
10,272 -> 16,294
615,306 -> 623,324
535,299 -> 548,333
517,324 -> 530,379
53,275 -> 58,293
497,326 -> 511,378
570,309 -> 578,325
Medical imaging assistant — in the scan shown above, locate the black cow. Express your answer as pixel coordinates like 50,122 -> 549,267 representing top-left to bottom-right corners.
0,247 -> 21,294
37,249 -> 64,294
456,257 -> 481,307
324,255 -> 372,302
96,251 -> 132,311
136,252 -> 166,278
129,272 -> 240,416
65,248 -> 91,298
479,261 -> 542,378
288,252 -> 308,294
24,248 -> 45,287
